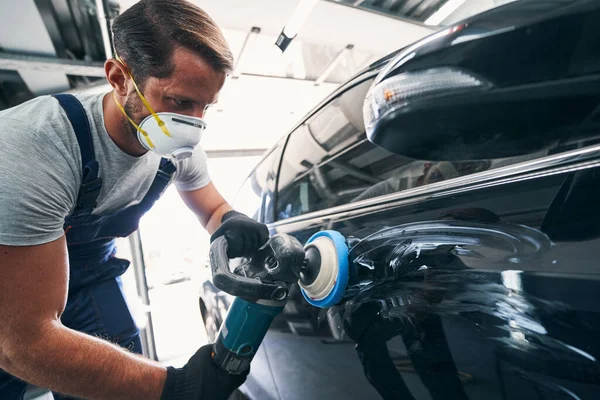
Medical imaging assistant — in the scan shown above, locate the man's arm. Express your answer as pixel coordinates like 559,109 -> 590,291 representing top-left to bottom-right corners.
178,182 -> 269,258
0,236 -> 167,400
178,181 -> 232,234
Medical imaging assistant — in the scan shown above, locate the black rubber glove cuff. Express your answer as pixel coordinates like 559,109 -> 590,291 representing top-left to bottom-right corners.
160,345 -> 247,400
221,210 -> 242,222
161,367 -> 196,399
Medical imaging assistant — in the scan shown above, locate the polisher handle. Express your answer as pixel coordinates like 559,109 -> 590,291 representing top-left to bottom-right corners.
212,297 -> 284,374
209,236 -> 286,301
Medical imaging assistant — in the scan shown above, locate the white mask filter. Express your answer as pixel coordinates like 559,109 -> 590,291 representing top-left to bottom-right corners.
137,112 -> 206,160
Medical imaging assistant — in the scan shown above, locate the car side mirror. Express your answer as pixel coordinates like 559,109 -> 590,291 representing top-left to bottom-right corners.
363,69 -> 600,161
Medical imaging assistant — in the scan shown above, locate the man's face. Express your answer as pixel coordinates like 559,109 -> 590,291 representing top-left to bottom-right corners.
122,46 -> 226,139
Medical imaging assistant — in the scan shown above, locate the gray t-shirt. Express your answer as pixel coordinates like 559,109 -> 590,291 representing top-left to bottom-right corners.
0,92 -> 211,246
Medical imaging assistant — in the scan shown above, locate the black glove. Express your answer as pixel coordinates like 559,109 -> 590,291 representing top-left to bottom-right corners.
161,344 -> 248,400
210,210 -> 269,258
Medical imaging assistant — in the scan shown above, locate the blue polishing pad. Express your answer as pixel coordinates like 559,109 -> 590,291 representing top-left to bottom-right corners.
301,230 -> 349,308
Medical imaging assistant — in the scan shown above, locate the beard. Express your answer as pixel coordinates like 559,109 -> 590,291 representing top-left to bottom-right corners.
122,91 -> 150,143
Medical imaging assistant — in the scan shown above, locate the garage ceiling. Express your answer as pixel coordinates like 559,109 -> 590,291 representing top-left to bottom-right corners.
331,0 -> 518,25
0,0 -> 114,109
333,0 -> 463,24
0,0 -> 438,111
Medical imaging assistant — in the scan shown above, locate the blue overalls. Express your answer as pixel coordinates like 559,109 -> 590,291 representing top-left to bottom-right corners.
0,94 -> 176,399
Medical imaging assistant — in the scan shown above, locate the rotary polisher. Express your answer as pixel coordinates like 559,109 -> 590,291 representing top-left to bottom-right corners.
210,231 -> 350,374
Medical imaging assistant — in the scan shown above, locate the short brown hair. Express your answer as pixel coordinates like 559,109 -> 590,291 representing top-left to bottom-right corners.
112,0 -> 233,83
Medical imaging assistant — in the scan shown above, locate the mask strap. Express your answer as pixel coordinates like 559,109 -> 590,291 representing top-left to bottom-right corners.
115,55 -> 172,138
112,91 -> 155,149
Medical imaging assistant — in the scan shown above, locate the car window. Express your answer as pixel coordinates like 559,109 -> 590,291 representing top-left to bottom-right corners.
234,171 -> 263,221
274,76 -> 573,221
233,146 -> 281,222
276,78 -> 414,220
262,140 -> 285,224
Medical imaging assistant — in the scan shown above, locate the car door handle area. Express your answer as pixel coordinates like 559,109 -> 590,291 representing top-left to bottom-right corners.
331,211 -> 600,399
346,215 -> 554,286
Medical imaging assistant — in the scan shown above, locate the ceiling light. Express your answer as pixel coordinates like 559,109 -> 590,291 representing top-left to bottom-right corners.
424,0 -> 467,26
276,0 -> 320,52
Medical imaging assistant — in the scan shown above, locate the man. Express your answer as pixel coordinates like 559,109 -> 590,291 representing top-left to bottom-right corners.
0,1 -> 268,399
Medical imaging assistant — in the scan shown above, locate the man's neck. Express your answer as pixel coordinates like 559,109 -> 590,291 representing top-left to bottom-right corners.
102,92 -> 148,157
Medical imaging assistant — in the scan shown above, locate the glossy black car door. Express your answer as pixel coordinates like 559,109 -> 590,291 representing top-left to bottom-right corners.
266,74 -> 600,399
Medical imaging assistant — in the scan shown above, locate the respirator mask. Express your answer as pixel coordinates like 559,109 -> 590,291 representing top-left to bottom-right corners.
113,57 -> 207,160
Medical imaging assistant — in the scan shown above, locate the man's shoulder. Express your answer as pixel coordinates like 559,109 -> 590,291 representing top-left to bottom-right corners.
0,94 -> 60,117
0,92 -> 103,133
0,95 -> 82,172
0,96 -> 83,246
0,95 -> 68,135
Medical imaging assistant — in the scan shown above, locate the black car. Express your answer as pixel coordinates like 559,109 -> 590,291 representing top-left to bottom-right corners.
200,1 -> 600,398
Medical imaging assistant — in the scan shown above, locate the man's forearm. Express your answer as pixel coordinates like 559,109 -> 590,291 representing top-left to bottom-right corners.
3,321 -> 166,400
206,203 -> 232,234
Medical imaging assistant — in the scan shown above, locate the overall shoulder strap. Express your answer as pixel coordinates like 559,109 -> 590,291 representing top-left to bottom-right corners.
53,94 -> 102,216
159,157 -> 177,174
151,158 -> 177,195
137,158 -> 177,208
115,158 -> 177,226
